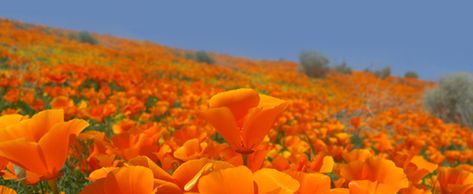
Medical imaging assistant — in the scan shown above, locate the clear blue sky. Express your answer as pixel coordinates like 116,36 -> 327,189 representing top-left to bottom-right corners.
1,1 -> 472,80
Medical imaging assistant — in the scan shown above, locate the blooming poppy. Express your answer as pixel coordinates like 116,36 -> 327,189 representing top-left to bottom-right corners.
0,185 -> 16,194
348,180 -> 398,194
198,166 -> 255,194
253,168 -> 300,194
80,166 -> 154,194
437,167 -> 473,194
173,138 -> 208,161
339,157 -> 408,192
200,88 -> 287,154
0,110 -> 88,181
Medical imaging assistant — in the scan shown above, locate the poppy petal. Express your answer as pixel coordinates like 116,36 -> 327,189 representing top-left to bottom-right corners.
198,166 -> 254,194
348,180 -> 398,194
128,156 -> 175,183
0,185 -> 17,194
208,88 -> 260,120
0,139 -> 47,176
242,102 -> 286,149
39,119 -> 88,175
199,107 -> 240,148
27,109 -> 65,141
104,166 -> 154,194
80,178 -> 106,194
253,168 -> 299,194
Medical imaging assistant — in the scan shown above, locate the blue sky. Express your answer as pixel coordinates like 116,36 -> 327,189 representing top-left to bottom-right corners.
1,1 -> 472,80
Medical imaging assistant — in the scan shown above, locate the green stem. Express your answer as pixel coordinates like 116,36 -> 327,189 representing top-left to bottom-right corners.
242,153 -> 249,166
48,178 -> 59,194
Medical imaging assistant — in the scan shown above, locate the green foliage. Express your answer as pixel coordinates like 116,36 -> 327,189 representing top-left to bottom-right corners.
195,51 -> 215,64
186,51 -> 215,64
0,177 -> 39,194
404,71 -> 419,79
17,101 -> 35,116
57,158 -> 91,194
79,79 -> 100,92
298,51 -> 330,78
424,73 -> 473,129
375,66 -> 391,79
333,62 -> 352,74
211,132 -> 226,144
0,57 -> 8,69
69,31 -> 98,45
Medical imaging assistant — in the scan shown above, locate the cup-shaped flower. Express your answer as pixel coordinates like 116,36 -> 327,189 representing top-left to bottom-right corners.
200,88 -> 287,154
0,110 -> 88,181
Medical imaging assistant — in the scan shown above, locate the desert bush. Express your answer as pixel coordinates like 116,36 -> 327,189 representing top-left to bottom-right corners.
375,66 -> 391,79
195,51 -> 215,64
334,62 -> 352,74
424,73 -> 473,129
69,31 -> 98,45
186,51 -> 215,64
298,51 -> 330,78
404,71 -> 419,79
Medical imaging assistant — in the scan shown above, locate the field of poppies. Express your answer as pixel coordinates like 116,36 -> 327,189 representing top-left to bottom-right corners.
0,18 -> 473,194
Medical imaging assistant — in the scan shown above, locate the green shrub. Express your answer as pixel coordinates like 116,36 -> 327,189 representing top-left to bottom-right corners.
69,31 -> 98,45
185,51 -> 215,64
375,66 -> 391,79
298,51 -> 330,78
404,71 -> 419,79
195,51 -> 215,64
424,73 -> 473,129
333,62 -> 352,74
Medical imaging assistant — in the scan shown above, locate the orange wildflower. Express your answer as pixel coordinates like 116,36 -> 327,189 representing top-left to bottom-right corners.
0,110 -> 88,182
81,166 -> 154,194
339,157 -> 408,192
198,166 -> 300,194
173,138 -> 208,161
200,88 -> 287,153
0,185 -> 16,194
253,168 -> 300,194
198,166 -> 255,194
437,167 -> 473,194
348,180 -> 398,194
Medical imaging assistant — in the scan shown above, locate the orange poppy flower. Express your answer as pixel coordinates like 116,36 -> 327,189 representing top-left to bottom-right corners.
0,185 -> 16,194
198,166 -> 300,194
437,167 -> 473,194
50,96 -> 76,118
348,180 -> 398,194
172,158 -> 233,192
129,156 -> 182,194
200,88 -> 287,153
80,166 -> 154,194
173,138 -> 208,161
0,109 -> 88,181
286,171 -> 332,194
404,155 -> 438,184
0,114 -> 27,170
198,166 -> 255,194
253,168 -> 300,194
339,157 -> 408,192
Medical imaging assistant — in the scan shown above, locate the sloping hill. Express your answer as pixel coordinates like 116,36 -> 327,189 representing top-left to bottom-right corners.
0,18 -> 471,193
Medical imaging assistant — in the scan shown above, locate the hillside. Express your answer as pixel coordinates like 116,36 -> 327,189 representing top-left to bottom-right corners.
0,18 -> 472,193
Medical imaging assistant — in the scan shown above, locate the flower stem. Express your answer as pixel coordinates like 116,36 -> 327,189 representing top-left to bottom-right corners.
48,178 -> 59,194
242,153 -> 249,166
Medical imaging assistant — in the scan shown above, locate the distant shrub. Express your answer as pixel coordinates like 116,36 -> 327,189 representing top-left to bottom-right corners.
298,51 -> 330,78
333,62 -> 352,74
69,31 -> 98,45
404,71 -> 419,79
375,66 -> 391,79
186,51 -> 215,64
195,51 -> 215,64
424,73 -> 473,129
